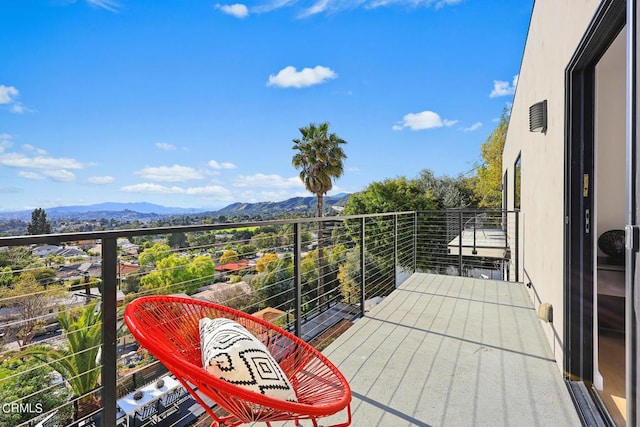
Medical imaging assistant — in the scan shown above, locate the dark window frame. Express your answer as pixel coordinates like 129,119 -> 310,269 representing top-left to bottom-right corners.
514,154 -> 521,210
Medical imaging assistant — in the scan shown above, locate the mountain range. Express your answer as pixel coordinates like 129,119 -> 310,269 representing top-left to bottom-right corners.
0,194 -> 351,222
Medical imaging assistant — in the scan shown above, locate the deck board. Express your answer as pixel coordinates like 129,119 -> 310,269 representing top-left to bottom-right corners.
318,273 -> 581,427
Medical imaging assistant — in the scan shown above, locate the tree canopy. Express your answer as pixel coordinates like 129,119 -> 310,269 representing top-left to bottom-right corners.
292,122 -> 347,217
474,109 -> 509,208
343,177 -> 438,215
0,273 -> 64,349
27,208 -> 52,235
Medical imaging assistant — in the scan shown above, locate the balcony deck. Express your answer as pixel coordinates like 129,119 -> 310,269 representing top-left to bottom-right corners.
319,273 -> 580,427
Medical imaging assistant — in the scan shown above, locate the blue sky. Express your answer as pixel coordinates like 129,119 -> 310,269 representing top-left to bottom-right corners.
0,0 -> 532,211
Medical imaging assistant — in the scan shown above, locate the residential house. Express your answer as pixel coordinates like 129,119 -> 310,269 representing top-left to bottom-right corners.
32,244 -> 61,258
502,0 -> 636,424
215,259 -> 251,278
191,281 -> 252,305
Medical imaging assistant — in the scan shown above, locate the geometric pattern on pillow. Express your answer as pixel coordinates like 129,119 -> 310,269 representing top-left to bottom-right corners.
199,317 -> 297,402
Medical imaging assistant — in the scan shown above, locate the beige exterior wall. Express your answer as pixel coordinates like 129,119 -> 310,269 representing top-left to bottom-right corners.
502,0 -> 602,369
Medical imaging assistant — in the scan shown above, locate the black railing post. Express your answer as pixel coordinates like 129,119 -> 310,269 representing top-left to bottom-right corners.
293,222 -> 302,338
393,214 -> 398,287
458,211 -> 463,276
101,237 -> 118,427
472,210 -> 478,255
515,211 -> 520,282
360,217 -> 366,317
413,212 -> 418,273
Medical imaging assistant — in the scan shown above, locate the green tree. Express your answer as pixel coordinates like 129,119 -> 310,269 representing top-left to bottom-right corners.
140,254 -> 215,294
167,232 -> 187,248
236,244 -> 257,258
19,302 -> 102,420
252,255 -> 293,310
343,177 -> 438,287
292,122 -> 347,304
250,232 -> 279,249
138,243 -> 171,266
0,266 -> 15,287
188,255 -> 216,289
474,109 -> 509,208
0,273 -> 64,349
338,250 -> 361,304
344,177 -> 437,214
27,208 -> 52,235
416,169 -> 480,209
219,249 -> 239,264
0,359 -> 72,426
256,253 -> 279,273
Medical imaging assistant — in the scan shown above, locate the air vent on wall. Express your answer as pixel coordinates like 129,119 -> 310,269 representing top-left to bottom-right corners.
529,100 -> 547,133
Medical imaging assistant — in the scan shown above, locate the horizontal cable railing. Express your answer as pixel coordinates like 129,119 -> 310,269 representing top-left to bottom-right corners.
0,209 -> 519,427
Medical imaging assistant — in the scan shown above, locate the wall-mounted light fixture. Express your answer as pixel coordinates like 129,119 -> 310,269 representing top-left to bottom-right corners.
529,99 -> 547,133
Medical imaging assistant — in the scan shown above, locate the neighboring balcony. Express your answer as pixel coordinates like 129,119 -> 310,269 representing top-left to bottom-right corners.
0,209 -> 572,427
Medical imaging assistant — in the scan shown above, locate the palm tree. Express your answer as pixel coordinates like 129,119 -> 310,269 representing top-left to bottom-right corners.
19,302 -> 102,420
292,122 -> 347,306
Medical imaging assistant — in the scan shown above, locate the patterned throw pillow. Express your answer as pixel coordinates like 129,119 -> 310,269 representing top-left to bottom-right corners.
199,317 -> 297,402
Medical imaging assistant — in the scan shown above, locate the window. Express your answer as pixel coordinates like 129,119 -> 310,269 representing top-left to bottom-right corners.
503,171 -> 508,211
514,154 -> 521,210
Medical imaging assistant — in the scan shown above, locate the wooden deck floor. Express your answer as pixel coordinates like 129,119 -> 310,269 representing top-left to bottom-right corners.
317,273 -> 581,427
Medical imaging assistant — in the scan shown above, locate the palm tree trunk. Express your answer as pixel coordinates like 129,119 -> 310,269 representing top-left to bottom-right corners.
317,195 -> 324,308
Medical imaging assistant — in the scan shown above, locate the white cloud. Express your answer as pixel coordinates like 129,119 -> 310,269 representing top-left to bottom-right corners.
21,144 -> 47,155
0,86 -> 18,104
18,171 -> 44,180
121,183 -> 233,199
300,0 -> 330,16
368,0 -> 462,10
252,0 -> 297,13
216,3 -> 249,18
463,122 -> 483,132
11,104 -> 25,114
184,185 -> 233,198
121,183 -> 185,194
42,169 -> 76,182
156,142 -> 176,151
0,152 -> 83,170
490,74 -> 518,98
434,0 -> 462,8
252,0 -> 462,15
0,85 -> 33,114
134,164 -> 204,182
267,66 -> 337,88
0,134 -> 13,152
88,175 -> 115,184
393,110 -> 457,131
87,0 -> 120,12
209,160 -> 237,170
234,173 -> 304,189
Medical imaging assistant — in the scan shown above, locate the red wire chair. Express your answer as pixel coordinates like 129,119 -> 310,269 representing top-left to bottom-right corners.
124,295 -> 352,427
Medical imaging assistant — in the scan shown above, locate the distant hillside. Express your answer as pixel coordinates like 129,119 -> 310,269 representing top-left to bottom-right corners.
212,193 -> 350,217
0,195 -> 351,222
0,202 -> 206,221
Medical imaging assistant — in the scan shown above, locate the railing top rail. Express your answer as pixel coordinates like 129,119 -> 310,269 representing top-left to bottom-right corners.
0,211 -> 421,247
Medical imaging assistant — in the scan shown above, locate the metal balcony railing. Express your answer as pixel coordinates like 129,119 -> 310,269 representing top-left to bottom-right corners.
0,209 -> 519,427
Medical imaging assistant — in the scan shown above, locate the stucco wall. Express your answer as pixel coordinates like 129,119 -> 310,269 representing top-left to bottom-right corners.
502,0 -> 602,370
